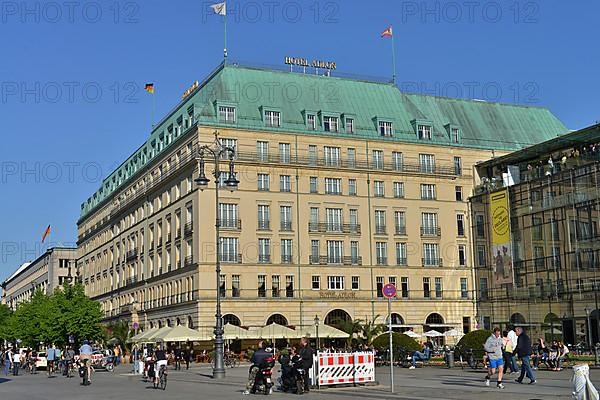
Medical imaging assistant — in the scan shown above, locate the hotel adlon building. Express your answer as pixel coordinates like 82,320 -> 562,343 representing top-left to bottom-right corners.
77,61 -> 567,338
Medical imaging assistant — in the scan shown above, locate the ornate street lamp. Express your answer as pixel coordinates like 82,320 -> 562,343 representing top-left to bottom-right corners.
195,130 -> 238,379
314,315 -> 320,350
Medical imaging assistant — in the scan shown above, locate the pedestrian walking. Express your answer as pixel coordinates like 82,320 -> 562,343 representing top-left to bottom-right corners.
12,350 -> 21,376
46,344 -> 56,376
4,348 -> 13,376
484,327 -> 505,389
507,326 -> 519,372
513,327 -> 536,384
502,331 -> 517,374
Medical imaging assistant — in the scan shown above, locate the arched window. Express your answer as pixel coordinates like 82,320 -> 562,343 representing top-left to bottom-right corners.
149,321 -> 154,329
166,319 -> 171,327
266,314 -> 288,326
176,317 -> 181,326
426,313 -> 444,325
223,314 -> 241,326
324,309 -> 351,329
158,320 -> 162,328
390,313 -> 404,325
510,313 -> 526,325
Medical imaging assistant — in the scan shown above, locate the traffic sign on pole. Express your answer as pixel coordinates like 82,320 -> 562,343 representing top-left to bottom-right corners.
382,283 -> 397,299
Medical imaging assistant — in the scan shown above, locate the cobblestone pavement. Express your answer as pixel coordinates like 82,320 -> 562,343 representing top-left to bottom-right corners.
0,363 -> 597,400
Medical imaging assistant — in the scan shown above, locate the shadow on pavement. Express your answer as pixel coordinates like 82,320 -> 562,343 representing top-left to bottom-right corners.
0,377 -> 11,384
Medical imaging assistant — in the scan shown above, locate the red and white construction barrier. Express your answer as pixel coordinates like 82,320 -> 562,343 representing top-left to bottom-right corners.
311,352 -> 375,387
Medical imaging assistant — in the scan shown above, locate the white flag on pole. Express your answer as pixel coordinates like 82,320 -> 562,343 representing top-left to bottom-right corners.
210,2 -> 226,16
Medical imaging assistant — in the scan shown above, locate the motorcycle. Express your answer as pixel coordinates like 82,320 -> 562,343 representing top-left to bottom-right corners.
251,357 -> 275,395
279,356 -> 306,394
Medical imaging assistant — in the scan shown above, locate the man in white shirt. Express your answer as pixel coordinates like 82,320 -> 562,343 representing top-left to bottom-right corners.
507,326 -> 519,373
12,351 -> 21,376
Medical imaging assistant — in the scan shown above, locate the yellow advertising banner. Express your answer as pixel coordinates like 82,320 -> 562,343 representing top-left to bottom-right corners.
489,189 -> 513,286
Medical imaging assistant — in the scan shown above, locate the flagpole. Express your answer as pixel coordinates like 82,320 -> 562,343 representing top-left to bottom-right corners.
391,25 -> 397,85
223,9 -> 227,62
152,91 -> 156,128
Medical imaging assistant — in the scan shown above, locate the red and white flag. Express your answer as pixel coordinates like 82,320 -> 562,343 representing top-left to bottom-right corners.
381,26 -> 393,38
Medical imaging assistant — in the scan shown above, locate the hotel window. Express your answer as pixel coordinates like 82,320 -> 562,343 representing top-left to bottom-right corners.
280,206 -> 292,231
221,138 -> 237,159
232,275 -> 240,298
417,124 -> 432,140
451,127 -> 460,143
310,176 -> 318,193
379,121 -> 393,137
423,277 -> 430,298
348,179 -> 357,196
458,245 -> 467,266
419,154 -> 435,173
376,242 -> 388,265
347,148 -> 356,168
421,212 -> 438,235
258,238 -> 271,263
218,105 -> 236,123
324,146 -> 340,167
393,182 -> 405,198
219,203 -> 238,229
351,276 -> 359,290
376,276 -> 384,298
272,275 -> 280,297
346,117 -> 354,133
323,116 -> 339,132
454,156 -> 462,175
312,275 -> 320,290
257,141 -> 269,162
258,275 -> 266,298
280,175 -> 291,192
395,211 -> 406,235
392,151 -> 403,171
326,208 -> 343,232
220,238 -> 239,262
455,186 -> 463,201
479,278 -> 488,300
401,277 -> 409,298
257,205 -> 270,230
257,174 -> 270,191
532,216 -> 544,240
351,241 -> 359,264
374,181 -> 385,197
327,276 -> 344,290
460,278 -> 469,299
279,143 -> 291,163
372,150 -> 384,169
220,274 -> 226,298
375,210 -> 386,234
307,113 -> 317,130
420,184 -> 436,200
310,240 -> 320,264
423,243 -> 440,266
325,178 -> 342,195
265,110 -> 281,127
327,240 -> 343,264
396,242 -> 407,265
281,239 -> 293,263
310,208 -> 319,225
434,277 -> 443,298
477,245 -> 486,266
476,215 -> 485,237
308,145 -> 317,165
349,209 -> 358,228
285,275 -> 294,298
457,214 -> 465,236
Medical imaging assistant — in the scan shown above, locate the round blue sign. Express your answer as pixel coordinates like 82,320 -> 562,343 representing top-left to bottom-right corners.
382,283 -> 397,299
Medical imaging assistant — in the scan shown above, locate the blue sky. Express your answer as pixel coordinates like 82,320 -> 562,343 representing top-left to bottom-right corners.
0,0 -> 598,281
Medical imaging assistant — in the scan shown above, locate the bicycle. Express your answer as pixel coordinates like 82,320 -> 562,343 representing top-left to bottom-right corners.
211,353 -> 240,368
153,365 -> 167,390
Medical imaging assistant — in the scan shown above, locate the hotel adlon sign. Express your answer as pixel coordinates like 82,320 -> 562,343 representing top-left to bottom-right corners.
285,56 -> 337,70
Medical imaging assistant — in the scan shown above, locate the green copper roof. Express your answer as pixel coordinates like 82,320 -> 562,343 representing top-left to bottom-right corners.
79,61 -> 568,220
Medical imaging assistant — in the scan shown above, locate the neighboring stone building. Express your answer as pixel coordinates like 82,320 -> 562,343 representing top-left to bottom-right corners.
1,247 -> 77,310
470,123 -> 600,347
76,61 -> 567,337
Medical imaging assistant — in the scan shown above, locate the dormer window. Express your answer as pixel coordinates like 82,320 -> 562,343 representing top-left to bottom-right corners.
323,116 -> 338,132
345,117 -> 355,133
418,124 -> 432,140
379,121 -> 393,137
451,127 -> 460,143
218,105 -> 236,123
307,114 -> 316,130
264,110 -> 281,127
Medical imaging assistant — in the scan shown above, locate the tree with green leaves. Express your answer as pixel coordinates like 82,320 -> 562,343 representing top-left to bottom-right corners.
0,303 -> 13,340
105,320 -> 133,353
360,315 -> 384,346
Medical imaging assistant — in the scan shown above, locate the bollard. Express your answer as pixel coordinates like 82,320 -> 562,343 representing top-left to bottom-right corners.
445,347 -> 454,368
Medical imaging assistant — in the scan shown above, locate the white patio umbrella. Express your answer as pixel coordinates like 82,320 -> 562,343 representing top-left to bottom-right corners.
252,323 -> 296,340
403,330 -> 421,339
157,325 -> 211,342
444,329 -> 464,337
223,323 -> 251,340
423,330 -> 444,337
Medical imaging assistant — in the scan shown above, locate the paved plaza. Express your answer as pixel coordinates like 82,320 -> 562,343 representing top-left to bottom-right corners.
1,363 -> 597,400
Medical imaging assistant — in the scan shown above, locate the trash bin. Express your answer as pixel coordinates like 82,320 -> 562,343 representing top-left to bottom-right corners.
572,363 -> 599,400
445,347 -> 454,368
595,344 -> 600,367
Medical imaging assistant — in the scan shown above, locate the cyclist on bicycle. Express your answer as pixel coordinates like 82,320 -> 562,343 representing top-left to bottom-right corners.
46,345 -> 56,377
79,340 -> 93,385
154,346 -> 168,385
64,346 -> 75,377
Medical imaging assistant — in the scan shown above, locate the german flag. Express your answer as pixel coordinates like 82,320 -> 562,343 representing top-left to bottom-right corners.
144,83 -> 155,94
41,225 -> 51,243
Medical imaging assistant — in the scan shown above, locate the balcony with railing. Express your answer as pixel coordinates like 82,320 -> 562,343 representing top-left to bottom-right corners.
258,254 -> 271,263
421,226 -> 441,237
184,256 -> 194,267
395,225 -> 407,235
376,256 -> 388,265
309,255 -> 362,265
184,222 -> 193,237
280,221 -> 292,231
375,225 -> 387,235
257,220 -> 270,230
281,254 -> 293,264
221,219 -> 242,230
308,222 -> 361,234
396,257 -> 407,266
126,249 -> 138,261
422,258 -> 443,267
221,253 -> 242,263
